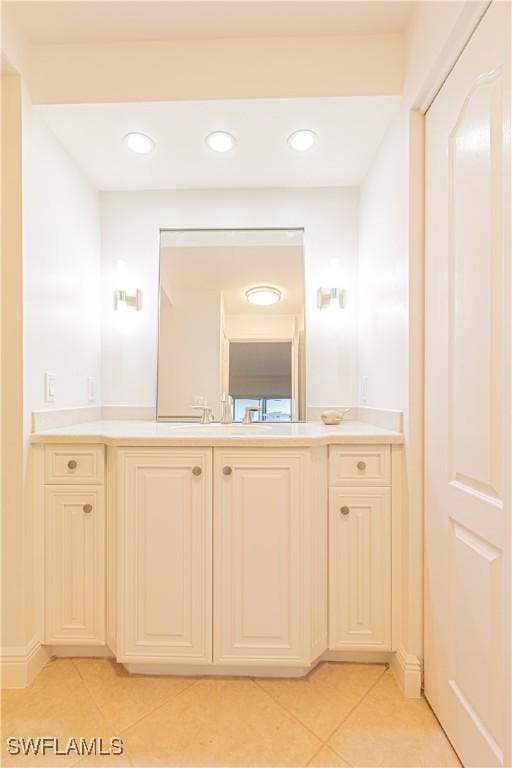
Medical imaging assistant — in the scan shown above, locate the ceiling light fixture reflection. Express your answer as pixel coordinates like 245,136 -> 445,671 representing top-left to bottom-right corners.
245,286 -> 282,306
124,132 -> 155,154
205,131 -> 237,153
287,129 -> 318,152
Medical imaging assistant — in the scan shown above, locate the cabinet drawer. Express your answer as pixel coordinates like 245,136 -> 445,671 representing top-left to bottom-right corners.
329,445 -> 390,486
45,445 -> 105,485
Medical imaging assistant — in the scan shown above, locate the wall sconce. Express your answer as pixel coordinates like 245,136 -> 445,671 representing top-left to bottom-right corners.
317,287 -> 345,309
114,259 -> 142,310
317,257 -> 346,309
114,288 -> 142,311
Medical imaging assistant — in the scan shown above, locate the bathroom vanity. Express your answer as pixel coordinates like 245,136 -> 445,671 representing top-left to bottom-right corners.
31,420 -> 403,677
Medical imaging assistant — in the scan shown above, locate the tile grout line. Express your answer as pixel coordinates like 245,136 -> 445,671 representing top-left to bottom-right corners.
70,659 -> 202,739
322,666 -> 390,765
117,675 -> 205,736
254,664 -> 388,754
250,677 -> 325,752
69,658 -> 135,768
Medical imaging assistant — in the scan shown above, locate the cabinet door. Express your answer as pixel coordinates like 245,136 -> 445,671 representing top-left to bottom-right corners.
119,449 -> 212,663
214,450 -> 307,665
45,486 -> 105,644
329,487 -> 391,651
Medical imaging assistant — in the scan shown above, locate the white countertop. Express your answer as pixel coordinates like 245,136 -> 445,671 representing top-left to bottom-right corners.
30,419 -> 403,446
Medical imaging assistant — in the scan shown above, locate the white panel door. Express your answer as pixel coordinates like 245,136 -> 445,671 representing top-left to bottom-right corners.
45,486 -> 105,644
214,449 -> 308,664
425,4 -> 511,766
329,487 -> 391,651
118,449 -> 212,663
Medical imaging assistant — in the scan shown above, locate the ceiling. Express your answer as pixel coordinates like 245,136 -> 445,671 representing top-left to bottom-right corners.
37,95 -> 400,189
5,1 -> 413,44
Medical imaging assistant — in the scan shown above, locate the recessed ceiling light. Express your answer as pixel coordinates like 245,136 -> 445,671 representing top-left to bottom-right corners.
245,286 -> 282,306
287,129 -> 318,152
124,132 -> 155,154
206,131 -> 237,153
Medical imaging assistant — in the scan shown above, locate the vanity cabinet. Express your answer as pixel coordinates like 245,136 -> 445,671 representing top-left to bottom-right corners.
117,449 -> 212,664
38,435 -> 397,674
44,446 -> 105,645
115,446 -> 326,669
328,446 -> 392,651
214,450 -> 309,665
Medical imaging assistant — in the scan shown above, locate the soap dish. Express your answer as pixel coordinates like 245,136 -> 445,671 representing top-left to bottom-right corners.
321,408 -> 351,425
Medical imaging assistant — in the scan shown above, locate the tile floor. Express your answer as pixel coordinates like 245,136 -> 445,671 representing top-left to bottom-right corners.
1,659 -> 461,767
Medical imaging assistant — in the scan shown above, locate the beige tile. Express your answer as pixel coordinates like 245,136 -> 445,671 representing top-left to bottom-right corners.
328,670 -> 462,768
73,658 -> 195,732
256,662 -> 386,740
1,660 -> 130,767
74,746 -> 134,768
122,676 -> 322,766
307,745 -> 350,767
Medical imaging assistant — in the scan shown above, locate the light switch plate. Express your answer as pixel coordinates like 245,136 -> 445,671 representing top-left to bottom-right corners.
45,372 -> 56,403
87,376 -> 96,402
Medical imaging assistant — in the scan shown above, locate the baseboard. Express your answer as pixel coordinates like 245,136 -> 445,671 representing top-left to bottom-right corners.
50,644 -> 114,658
123,662 -> 311,677
322,649 -> 394,664
390,645 -> 422,698
1,636 -> 51,689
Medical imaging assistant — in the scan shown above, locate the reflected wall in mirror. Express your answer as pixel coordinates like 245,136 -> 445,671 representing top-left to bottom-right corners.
157,229 -> 305,422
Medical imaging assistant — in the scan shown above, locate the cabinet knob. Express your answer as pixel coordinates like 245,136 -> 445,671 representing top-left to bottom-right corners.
357,461 -> 367,471
83,504 -> 93,514
192,466 -> 202,476
340,506 -> 350,515
223,466 -> 233,476
67,459 -> 78,470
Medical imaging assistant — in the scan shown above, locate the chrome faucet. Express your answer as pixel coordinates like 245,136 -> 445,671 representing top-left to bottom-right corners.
242,405 -> 262,424
220,393 -> 233,424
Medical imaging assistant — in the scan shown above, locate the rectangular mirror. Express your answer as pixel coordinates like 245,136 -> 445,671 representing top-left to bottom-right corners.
157,228 -> 305,422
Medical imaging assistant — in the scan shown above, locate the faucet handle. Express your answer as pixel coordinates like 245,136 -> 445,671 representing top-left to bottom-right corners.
191,404 -> 214,424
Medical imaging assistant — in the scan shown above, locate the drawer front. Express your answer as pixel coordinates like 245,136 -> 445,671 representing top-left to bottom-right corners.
45,445 -> 105,485
329,445 -> 391,486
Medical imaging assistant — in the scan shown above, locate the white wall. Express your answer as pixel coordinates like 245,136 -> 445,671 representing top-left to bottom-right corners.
100,187 -> 359,410
23,99 -> 102,416
357,1 -> 478,413
357,110 -> 408,410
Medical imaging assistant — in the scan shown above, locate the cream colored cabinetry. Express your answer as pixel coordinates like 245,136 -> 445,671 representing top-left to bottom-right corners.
44,446 -> 105,645
329,446 -> 392,651
116,446 -> 326,668
214,450 -> 315,665
41,439 -> 394,671
116,449 -> 212,664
